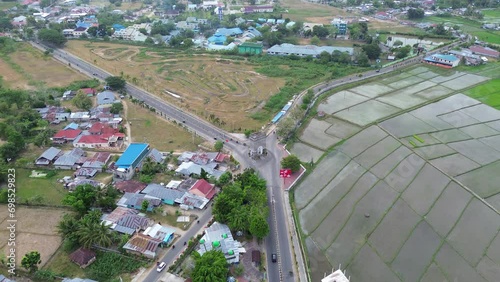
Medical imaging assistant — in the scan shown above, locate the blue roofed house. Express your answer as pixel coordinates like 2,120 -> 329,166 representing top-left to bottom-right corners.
114,143 -> 150,180
215,27 -> 243,37
96,91 -> 116,105
112,24 -> 125,31
64,122 -> 79,130
208,34 -> 227,45
243,27 -> 261,39
424,53 -> 460,68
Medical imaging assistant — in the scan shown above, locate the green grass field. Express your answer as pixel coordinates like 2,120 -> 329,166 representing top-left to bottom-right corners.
482,9 -> 500,23
425,16 -> 500,44
465,78 -> 500,109
0,1 -> 17,10
14,168 -> 72,206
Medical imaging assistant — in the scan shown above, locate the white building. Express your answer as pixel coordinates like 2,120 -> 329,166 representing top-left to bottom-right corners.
322,268 -> 350,282
197,222 -> 243,264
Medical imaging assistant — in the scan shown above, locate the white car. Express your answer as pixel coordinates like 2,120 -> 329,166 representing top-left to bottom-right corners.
156,262 -> 166,272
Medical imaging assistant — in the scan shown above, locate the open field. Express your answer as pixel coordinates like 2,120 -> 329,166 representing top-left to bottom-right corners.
44,246 -> 85,278
125,99 -> 203,152
64,41 -> 286,130
482,9 -> 500,24
281,0 -> 354,23
466,78 -> 500,109
0,43 -> 87,89
424,16 -> 500,44
7,168 -> 73,206
90,0 -> 144,10
0,1 -> 17,10
293,64 -> 500,281
0,206 -> 69,268
296,65 -> 490,152
368,19 -> 424,34
0,57 -> 25,88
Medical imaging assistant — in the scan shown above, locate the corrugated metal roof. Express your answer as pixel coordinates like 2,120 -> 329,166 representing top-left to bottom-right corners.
38,147 -> 61,161
116,143 -> 149,168
267,43 -> 354,56
142,185 -> 186,202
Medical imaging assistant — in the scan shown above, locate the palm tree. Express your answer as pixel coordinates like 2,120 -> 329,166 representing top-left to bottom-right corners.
77,221 -> 112,249
57,214 -> 80,242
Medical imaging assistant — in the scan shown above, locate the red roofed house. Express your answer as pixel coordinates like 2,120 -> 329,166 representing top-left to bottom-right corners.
52,129 -> 82,144
69,248 -> 96,268
11,16 -> 27,28
80,88 -> 96,96
89,122 -> 119,135
74,122 -> 124,148
189,179 -> 216,200
469,45 -> 500,58
73,134 -> 122,148
115,179 -> 147,194
214,152 -> 229,163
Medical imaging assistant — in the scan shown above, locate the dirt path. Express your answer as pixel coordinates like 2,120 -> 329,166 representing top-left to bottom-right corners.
122,99 -> 133,144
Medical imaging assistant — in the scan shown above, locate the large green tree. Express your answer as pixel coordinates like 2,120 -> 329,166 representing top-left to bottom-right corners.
212,169 -> 269,238
191,250 -> 228,282
214,140 -> 223,152
105,76 -> 126,90
248,209 -> 270,240
361,43 -> 381,60
281,154 -> 301,173
72,92 -> 92,110
62,184 -> 98,216
37,28 -> 67,47
21,251 -> 41,273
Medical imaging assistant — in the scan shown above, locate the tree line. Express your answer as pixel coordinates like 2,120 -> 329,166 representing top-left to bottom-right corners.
212,168 -> 270,239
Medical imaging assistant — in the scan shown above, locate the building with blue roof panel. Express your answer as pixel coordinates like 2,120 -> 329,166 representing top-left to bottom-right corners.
115,143 -> 150,180
424,53 -> 460,68
208,34 -> 227,45
112,24 -> 125,31
215,27 -> 243,37
272,111 -> 285,124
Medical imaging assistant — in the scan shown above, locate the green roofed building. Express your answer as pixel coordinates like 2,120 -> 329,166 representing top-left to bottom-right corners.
197,222 -> 243,264
238,42 -> 263,55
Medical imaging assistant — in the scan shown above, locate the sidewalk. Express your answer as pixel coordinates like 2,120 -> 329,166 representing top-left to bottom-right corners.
279,144 -> 308,282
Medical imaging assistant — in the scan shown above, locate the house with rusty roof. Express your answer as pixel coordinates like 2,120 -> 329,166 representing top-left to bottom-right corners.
69,248 -> 96,268
115,179 -> 147,194
175,192 -> 209,210
123,233 -> 163,259
102,206 -> 151,235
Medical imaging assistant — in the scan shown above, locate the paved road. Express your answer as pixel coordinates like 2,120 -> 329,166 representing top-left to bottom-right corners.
143,206 -> 213,281
261,133 -> 295,282
30,41 -> 293,281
